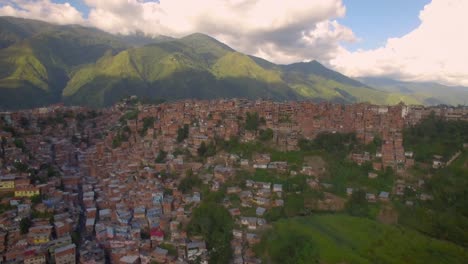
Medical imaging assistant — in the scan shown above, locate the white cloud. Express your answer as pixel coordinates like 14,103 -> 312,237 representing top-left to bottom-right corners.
82,0 -> 354,64
0,0 -> 85,25
0,0 -> 354,64
4,0 -> 465,86
331,0 -> 468,86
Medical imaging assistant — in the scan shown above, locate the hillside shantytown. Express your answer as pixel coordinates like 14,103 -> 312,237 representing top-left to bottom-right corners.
0,98 -> 467,264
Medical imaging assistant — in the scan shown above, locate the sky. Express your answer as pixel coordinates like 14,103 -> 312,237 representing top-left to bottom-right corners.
0,0 -> 466,87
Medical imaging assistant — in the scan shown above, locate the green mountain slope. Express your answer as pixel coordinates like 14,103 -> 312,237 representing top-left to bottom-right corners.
0,16 -> 55,49
282,61 -> 420,104
257,214 -> 468,264
64,39 -> 299,106
359,77 -> 468,105
0,20 -> 131,108
1,17 -> 452,109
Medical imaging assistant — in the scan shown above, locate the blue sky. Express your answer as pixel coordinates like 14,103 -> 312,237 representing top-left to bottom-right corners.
56,0 -> 431,51
55,0 -> 89,16
340,0 -> 431,50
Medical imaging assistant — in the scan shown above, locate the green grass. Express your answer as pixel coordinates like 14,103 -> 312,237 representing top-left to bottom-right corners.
397,151 -> 468,246
257,214 -> 468,264
212,52 -> 283,83
326,159 -> 394,196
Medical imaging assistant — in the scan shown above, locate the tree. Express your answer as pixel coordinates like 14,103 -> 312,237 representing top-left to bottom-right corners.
177,124 -> 189,142
140,117 -> 155,136
300,132 -> 357,157
141,231 -> 150,239
19,117 -> 30,129
245,112 -> 261,131
259,128 -> 274,141
14,138 -> 26,152
20,217 -> 32,234
155,150 -> 167,163
197,141 -> 216,158
188,202 -> 234,263
197,142 -> 207,157
284,194 -> 305,217
31,194 -> 42,205
1,136 -> 6,158
257,222 -> 319,264
345,189 -> 370,217
179,171 -> 202,194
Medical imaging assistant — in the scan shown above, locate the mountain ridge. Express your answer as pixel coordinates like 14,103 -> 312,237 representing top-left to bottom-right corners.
0,16 -> 462,109
359,77 -> 468,106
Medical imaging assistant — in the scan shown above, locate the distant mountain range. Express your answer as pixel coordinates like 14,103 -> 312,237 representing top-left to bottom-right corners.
358,77 -> 468,106
0,17 -> 466,109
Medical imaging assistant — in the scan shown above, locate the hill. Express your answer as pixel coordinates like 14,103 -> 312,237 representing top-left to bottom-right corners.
256,214 -> 468,264
360,77 -> 468,106
281,61 -> 419,104
0,17 -> 439,109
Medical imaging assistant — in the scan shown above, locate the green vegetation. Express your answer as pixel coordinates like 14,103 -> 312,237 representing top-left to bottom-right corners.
139,116 -> 155,136
197,141 -> 216,158
256,221 -> 319,264
176,124 -> 189,142
119,110 -> 139,123
345,189 -> 369,217
188,202 -> 234,263
155,150 -> 167,163
397,151 -> 468,247
212,52 -> 282,83
0,17 -> 128,109
20,217 -> 32,234
218,137 -> 272,159
360,77 -> 468,106
403,113 -> 468,162
112,125 -> 131,148
159,243 -> 177,256
245,112 -> 264,131
178,170 -> 202,193
258,128 -> 274,141
326,159 -> 394,196
13,160 -> 29,172
256,215 -> 468,264
13,138 -> 26,152
299,132 -> 357,156
37,112 -> 69,130
0,17 -> 441,109
71,231 -> 81,246
296,132 -> 395,196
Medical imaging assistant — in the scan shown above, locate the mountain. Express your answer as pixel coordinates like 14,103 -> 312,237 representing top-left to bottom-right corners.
280,61 -> 420,105
359,77 -> 468,106
0,17 -> 428,109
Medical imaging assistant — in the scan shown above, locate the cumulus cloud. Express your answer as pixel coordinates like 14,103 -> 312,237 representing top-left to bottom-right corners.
2,0 -> 465,86
331,0 -> 468,86
0,0 -> 85,25
82,0 -> 355,64
0,0 -> 354,63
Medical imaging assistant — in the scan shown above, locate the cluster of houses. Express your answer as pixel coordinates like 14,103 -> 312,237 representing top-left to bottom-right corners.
227,180 -> 284,264
0,100 -> 466,263
0,106 -> 104,263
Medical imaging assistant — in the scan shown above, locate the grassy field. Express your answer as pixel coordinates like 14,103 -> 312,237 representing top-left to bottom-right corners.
397,150 -> 468,247
256,214 -> 468,264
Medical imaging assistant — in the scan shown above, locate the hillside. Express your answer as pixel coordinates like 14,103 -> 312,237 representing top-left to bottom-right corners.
0,17 -> 439,109
256,214 -> 468,264
281,61 -> 420,104
360,77 -> 468,106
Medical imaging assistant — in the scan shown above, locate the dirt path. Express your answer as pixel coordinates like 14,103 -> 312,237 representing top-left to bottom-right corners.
446,151 -> 462,166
